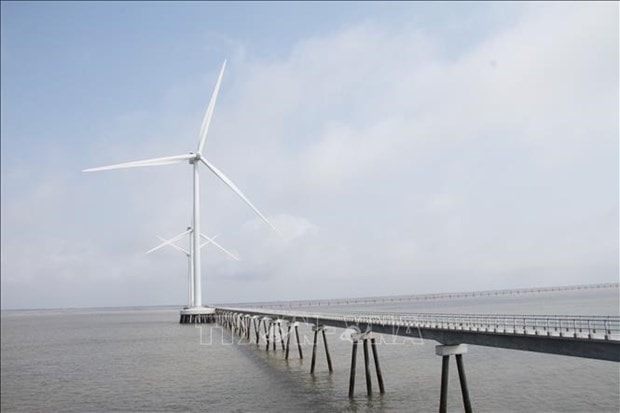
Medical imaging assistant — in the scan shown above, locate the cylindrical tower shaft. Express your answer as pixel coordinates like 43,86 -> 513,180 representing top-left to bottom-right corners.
192,161 -> 202,307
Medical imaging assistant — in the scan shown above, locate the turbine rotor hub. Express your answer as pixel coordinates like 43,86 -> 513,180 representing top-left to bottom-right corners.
189,152 -> 202,164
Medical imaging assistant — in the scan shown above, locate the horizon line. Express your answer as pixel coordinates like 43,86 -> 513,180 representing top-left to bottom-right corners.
2,281 -> 617,312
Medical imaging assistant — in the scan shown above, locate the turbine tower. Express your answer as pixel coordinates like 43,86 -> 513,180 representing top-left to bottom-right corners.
84,60 -> 276,322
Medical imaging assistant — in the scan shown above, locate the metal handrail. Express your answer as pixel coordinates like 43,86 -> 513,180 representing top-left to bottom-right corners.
218,307 -> 620,341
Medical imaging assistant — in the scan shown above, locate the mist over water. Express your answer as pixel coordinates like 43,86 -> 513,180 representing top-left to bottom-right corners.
2,288 -> 619,412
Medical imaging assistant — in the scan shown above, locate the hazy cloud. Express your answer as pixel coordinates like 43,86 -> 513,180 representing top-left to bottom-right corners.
1,3 -> 617,308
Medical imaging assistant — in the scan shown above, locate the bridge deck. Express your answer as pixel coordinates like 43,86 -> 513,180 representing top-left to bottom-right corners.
215,307 -> 620,362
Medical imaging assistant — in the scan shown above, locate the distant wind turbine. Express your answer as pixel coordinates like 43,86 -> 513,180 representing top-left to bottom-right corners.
84,60 -> 276,310
147,227 -> 239,307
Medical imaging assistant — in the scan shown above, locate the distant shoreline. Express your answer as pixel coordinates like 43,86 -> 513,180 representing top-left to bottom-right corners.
2,282 -> 617,313
225,282 -> 620,309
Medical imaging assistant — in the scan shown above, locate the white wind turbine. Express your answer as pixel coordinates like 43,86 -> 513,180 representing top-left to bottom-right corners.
146,228 -> 240,307
84,60 -> 276,309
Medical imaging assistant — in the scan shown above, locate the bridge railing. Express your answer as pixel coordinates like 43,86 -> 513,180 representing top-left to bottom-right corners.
221,308 -> 620,341
386,313 -> 620,340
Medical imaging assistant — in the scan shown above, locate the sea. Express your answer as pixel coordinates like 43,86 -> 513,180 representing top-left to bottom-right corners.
2,286 -> 619,412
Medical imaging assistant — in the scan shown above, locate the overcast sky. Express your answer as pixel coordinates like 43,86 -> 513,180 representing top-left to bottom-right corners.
1,2 -> 618,309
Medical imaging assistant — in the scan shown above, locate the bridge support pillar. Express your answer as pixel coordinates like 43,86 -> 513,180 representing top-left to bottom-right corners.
310,325 -> 333,374
251,316 -> 260,346
285,322 -> 303,360
244,315 -> 251,340
349,332 -> 385,398
436,344 -> 472,413
248,315 -> 260,347
262,317 -> 272,351
277,320 -> 286,350
269,320 -> 276,351
239,315 -> 244,335
348,340 -> 358,398
269,319 -> 285,351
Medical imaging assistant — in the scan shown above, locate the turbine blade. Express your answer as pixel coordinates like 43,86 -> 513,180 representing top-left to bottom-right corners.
200,234 -> 220,248
146,237 -> 170,255
200,233 -> 240,261
83,154 -> 194,172
200,233 -> 220,244
200,158 -> 278,234
197,60 -> 227,154
198,233 -> 219,248
157,236 -> 190,256
161,228 -> 193,245
146,229 -> 192,254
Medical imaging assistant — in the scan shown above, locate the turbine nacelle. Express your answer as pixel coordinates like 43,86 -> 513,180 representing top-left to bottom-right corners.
188,153 -> 199,164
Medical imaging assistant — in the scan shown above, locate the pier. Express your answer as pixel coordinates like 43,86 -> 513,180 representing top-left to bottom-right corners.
215,307 -> 620,411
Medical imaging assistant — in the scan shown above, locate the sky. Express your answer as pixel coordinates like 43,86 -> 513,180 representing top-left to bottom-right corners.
1,2 -> 618,309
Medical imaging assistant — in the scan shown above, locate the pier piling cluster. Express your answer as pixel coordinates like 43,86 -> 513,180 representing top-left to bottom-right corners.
348,332 -> 385,398
215,306 -> 620,410
216,310 -> 392,401
285,322 -> 304,360
436,344 -> 472,413
310,325 -> 333,374
216,310 -> 478,410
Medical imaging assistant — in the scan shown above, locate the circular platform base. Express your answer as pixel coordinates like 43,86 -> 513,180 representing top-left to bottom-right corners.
179,307 -> 216,324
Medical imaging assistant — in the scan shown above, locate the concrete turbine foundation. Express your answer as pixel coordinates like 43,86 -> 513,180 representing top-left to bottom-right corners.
180,307 -> 216,324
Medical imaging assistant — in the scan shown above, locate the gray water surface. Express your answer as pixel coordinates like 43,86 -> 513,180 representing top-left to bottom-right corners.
2,288 -> 619,412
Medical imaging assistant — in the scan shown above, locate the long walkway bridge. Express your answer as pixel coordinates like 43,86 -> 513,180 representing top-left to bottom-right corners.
214,307 -> 620,412
216,307 -> 619,361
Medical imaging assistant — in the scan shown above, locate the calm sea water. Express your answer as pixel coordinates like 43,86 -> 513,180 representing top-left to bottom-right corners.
2,288 -> 619,412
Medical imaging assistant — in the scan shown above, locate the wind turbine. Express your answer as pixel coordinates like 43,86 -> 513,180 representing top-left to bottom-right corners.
147,227 -> 239,307
84,60 -> 276,313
